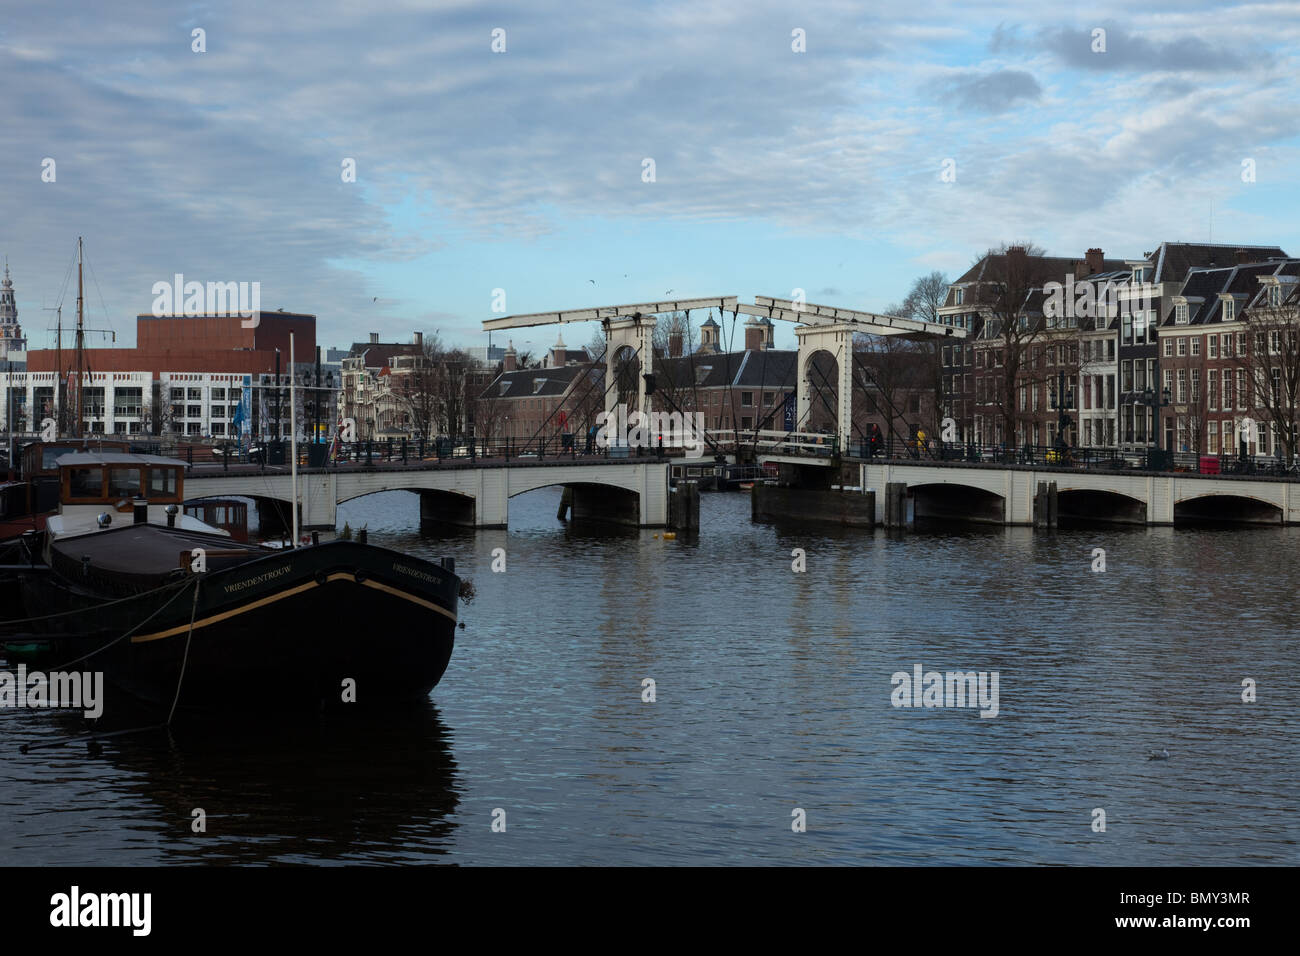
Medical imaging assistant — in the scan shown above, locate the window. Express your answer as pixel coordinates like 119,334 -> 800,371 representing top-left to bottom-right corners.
741,416 -> 752,430
187,405 -> 202,418
741,392 -> 753,406
211,406 -> 225,419
1177,337 -> 1187,357
1191,368 -> 1200,403
1268,285 -> 1283,307
188,388 -> 202,400
1209,421 -> 1219,454
170,388 -> 184,401
1163,337 -> 1173,357
1237,369 -> 1246,409
113,387 -> 142,418
1122,312 -> 1132,344
148,468 -> 177,497
1222,333 -> 1233,358
955,289 -> 965,305
763,392 -> 773,405
107,467 -> 140,498
1209,335 -> 1218,358
1222,369 -> 1233,409
69,467 -> 103,498
1177,368 -> 1187,403
1191,337 -> 1200,357
1208,373 -> 1218,410
1175,303 -> 1189,324
1237,332 -> 1247,356
1223,298 -> 1235,321
1122,360 -> 1133,392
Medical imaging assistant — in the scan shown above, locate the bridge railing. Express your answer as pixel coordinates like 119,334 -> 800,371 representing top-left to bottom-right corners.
706,429 -> 841,457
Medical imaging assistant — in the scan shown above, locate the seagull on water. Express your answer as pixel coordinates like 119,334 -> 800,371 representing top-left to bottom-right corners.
1147,749 -> 1170,761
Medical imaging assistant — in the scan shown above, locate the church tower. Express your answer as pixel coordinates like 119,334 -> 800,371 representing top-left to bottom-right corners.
0,260 -> 26,363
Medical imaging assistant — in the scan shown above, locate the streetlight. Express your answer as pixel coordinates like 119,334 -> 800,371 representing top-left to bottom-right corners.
1049,369 -> 1075,460
1141,385 -> 1172,468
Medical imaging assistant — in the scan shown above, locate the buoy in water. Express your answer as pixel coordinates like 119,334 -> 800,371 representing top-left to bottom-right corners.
663,532 -> 677,540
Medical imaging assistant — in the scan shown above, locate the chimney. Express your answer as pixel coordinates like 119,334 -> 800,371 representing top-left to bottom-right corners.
1085,248 -> 1105,276
504,340 -> 517,372
550,331 -> 567,367
744,320 -> 763,351
369,332 -> 379,344
668,329 -> 683,357
1236,248 -> 1255,265
1006,245 -> 1028,268
414,331 -> 423,348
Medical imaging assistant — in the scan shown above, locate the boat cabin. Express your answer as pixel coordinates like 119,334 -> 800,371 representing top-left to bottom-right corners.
21,439 -> 131,480
183,498 -> 249,541
44,452 -> 227,542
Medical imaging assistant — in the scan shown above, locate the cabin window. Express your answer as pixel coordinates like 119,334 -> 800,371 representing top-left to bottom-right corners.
149,468 -> 178,497
69,467 -> 104,498
107,468 -> 141,498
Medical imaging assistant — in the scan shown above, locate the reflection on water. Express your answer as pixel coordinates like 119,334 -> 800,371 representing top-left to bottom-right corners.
2,487 -> 1298,864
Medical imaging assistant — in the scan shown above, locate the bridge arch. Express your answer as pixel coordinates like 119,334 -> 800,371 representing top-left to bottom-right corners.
1173,492 -> 1282,525
908,481 -> 1005,525
1057,488 -> 1148,525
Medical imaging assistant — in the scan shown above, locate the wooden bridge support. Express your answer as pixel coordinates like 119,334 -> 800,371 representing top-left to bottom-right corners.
668,481 -> 700,531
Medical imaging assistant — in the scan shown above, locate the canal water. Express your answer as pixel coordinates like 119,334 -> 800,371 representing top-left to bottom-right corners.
2,488 -> 1296,865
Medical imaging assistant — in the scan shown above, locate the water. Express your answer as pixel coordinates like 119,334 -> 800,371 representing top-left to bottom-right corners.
2,489 -> 1297,865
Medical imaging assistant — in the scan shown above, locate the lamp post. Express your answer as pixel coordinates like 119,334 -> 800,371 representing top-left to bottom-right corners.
1049,369 -> 1074,459
1141,385 -> 1172,468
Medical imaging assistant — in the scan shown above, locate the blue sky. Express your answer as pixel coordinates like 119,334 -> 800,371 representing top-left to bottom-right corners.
3,0 -> 1299,354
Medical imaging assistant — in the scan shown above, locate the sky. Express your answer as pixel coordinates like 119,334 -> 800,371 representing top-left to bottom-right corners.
2,0 -> 1299,355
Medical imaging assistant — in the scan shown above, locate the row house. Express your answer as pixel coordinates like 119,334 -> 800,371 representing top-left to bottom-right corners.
944,246 -> 1129,449
945,243 -> 1291,452
1113,243 -> 1286,450
1157,258 -> 1300,457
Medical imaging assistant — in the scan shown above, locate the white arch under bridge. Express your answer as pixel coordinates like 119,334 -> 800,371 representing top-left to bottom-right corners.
185,459 -> 671,530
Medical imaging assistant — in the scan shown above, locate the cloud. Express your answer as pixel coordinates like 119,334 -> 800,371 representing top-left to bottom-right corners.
931,69 -> 1042,113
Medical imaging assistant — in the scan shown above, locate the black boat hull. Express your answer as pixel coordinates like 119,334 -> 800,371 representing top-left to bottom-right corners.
9,541 -> 458,713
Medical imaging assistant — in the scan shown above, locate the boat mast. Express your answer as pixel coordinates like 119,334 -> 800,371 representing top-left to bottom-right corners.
55,305 -> 62,436
290,330 -> 299,546
73,237 -> 84,439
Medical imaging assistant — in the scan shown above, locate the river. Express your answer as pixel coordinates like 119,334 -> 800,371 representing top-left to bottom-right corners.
1,488 -> 1296,864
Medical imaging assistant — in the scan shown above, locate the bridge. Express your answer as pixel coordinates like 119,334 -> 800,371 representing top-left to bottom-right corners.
859,458 -> 1300,526
184,456 -> 673,531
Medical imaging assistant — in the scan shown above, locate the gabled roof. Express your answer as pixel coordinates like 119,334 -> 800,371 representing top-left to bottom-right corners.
947,251 -> 1131,307
347,342 -> 424,369
479,363 -> 590,400
1143,242 -> 1288,284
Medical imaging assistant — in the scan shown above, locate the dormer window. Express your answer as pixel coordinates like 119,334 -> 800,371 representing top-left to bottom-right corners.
1175,302 -> 1189,324
532,378 -> 547,394
955,288 -> 965,305
1222,298 -> 1235,322
498,381 -> 509,396
1269,285 -> 1283,308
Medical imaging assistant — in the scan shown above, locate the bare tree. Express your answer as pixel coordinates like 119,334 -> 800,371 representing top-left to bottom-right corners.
897,271 -> 950,433
1233,286 -> 1300,464
970,242 -> 1062,450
